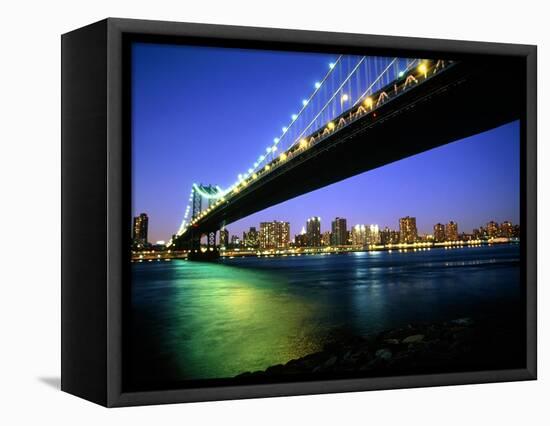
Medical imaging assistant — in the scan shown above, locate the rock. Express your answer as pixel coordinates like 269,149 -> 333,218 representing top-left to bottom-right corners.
375,348 -> 392,360
265,364 -> 284,375
324,355 -> 338,368
452,317 -> 474,326
403,334 -> 424,344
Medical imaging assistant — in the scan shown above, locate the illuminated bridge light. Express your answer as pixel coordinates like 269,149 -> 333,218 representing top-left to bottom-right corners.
314,82 -> 321,89
398,70 -> 405,78
272,145 -> 278,152
299,138 -> 308,149
302,99 -> 308,106
265,164 -> 271,171
266,147 -> 272,153
253,162 -> 258,168
280,152 -> 287,161
259,155 -> 265,161
252,173 -> 257,179
248,168 -> 253,174
341,93 -> 349,102
282,126 -> 288,132
291,114 -> 298,120
273,138 -> 280,144
364,97 -> 373,108
329,62 -> 335,69
327,122 -> 335,130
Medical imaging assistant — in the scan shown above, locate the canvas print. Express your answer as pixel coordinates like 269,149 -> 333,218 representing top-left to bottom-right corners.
128,43 -> 524,391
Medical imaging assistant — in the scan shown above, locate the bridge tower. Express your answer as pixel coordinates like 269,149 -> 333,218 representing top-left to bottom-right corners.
186,183 -> 221,261
189,186 -> 203,253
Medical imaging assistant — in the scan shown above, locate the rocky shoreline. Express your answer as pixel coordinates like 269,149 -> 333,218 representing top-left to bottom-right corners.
235,315 -> 524,381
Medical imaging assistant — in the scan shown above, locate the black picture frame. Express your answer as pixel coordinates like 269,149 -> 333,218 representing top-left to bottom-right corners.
61,17 -> 537,407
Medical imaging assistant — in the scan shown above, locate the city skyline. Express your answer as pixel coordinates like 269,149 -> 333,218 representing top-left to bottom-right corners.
131,43 -> 520,243
132,209 -> 519,248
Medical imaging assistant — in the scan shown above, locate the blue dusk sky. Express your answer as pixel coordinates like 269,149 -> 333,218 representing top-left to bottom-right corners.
131,42 -> 520,243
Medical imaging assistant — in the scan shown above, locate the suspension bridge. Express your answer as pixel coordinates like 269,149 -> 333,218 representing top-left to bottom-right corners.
167,54 -> 524,260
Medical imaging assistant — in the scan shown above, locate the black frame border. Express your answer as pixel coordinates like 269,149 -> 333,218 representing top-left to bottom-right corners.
104,17 -> 536,407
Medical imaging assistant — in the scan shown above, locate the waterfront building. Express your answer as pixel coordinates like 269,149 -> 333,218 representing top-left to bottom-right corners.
473,226 -> 488,240
132,213 -> 149,246
368,224 -> 380,244
433,223 -> 445,242
321,231 -> 332,247
380,227 -> 400,245
259,221 -> 290,250
331,217 -> 348,246
243,226 -> 259,249
351,224 -> 367,246
306,217 -> 322,247
230,235 -> 241,249
500,221 -> 514,238
487,221 -> 500,238
295,233 -> 308,247
219,229 -> 229,248
399,216 -> 418,244
445,221 -> 459,241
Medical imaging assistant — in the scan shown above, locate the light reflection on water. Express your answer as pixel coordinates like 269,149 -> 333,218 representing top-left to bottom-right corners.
131,244 -> 520,382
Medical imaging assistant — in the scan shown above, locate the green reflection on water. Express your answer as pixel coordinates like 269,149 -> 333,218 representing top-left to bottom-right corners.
164,261 -> 323,379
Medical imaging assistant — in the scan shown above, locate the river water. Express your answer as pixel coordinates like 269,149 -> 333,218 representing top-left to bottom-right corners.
129,244 -> 521,387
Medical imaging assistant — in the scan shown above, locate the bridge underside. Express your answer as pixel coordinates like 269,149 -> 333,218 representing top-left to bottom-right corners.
177,57 -> 525,250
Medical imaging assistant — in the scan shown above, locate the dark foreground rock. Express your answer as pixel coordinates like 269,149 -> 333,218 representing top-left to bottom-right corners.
235,316 -> 525,381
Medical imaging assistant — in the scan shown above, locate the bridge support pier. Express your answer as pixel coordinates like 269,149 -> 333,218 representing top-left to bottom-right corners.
187,229 -> 220,261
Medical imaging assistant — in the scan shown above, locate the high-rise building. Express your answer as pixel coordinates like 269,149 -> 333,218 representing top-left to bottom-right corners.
433,223 -> 445,242
487,221 -> 499,238
219,229 -> 229,248
445,221 -> 458,241
243,226 -> 259,249
295,233 -> 308,247
132,213 -> 149,246
259,221 -> 290,250
331,217 -> 348,246
351,224 -> 367,246
399,216 -> 418,244
230,235 -> 241,248
380,227 -> 400,245
368,224 -> 380,244
321,231 -> 331,247
500,221 -> 514,238
306,217 -> 321,247
294,226 -> 308,247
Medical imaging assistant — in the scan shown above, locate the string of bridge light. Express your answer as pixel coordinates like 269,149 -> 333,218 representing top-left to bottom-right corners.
174,58 -> 435,240
229,56 -> 343,193
170,56 -> 344,242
